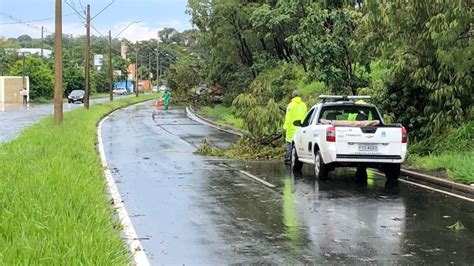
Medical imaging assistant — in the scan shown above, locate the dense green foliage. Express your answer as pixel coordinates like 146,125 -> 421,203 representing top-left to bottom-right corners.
9,56 -> 53,99
185,0 -> 473,152
0,95 -> 154,264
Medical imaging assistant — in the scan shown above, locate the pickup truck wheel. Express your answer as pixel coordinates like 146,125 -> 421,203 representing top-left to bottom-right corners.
291,146 -> 303,172
314,151 -> 329,180
384,164 -> 400,183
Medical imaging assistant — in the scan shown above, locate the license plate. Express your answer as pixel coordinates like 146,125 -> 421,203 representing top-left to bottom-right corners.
358,144 -> 378,152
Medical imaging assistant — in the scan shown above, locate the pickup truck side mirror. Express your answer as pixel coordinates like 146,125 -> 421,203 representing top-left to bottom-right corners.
293,120 -> 302,127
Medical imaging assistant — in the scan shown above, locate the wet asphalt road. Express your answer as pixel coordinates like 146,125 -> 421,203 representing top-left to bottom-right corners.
101,101 -> 474,264
0,95 -> 131,143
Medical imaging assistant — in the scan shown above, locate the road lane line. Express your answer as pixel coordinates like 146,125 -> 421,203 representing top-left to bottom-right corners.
239,170 -> 276,188
98,114 -> 151,266
179,138 -> 193,146
400,179 -> 474,203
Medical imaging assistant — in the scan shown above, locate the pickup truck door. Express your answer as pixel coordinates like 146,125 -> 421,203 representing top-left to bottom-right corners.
299,108 -> 317,159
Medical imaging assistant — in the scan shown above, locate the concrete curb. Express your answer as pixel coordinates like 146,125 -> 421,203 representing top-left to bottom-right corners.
187,106 -> 473,198
186,106 -> 247,137
401,168 -> 474,196
97,104 -> 150,266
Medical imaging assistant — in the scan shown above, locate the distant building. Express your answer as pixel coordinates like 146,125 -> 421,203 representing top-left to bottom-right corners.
0,76 -> 30,104
16,48 -> 52,58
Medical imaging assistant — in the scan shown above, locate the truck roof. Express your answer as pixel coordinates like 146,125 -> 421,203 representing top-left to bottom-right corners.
318,101 -> 377,108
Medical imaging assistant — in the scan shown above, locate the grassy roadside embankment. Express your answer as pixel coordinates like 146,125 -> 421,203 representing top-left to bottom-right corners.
198,105 -> 244,130
0,94 -> 155,264
407,121 -> 474,185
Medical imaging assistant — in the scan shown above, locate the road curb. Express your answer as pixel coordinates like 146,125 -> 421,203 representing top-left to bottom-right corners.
187,106 -> 473,198
401,168 -> 474,196
97,103 -> 151,266
186,106 -> 247,137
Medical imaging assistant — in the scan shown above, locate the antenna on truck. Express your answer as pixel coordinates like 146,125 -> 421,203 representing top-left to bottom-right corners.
319,95 -> 371,103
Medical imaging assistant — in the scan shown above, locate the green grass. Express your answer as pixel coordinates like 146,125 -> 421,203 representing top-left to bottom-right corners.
0,94 -> 155,264
90,93 -> 111,99
199,105 -> 244,129
408,152 -> 474,185
407,120 -> 474,184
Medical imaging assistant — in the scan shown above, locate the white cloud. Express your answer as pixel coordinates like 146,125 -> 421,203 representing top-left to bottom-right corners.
0,20 -> 188,43
111,20 -> 186,42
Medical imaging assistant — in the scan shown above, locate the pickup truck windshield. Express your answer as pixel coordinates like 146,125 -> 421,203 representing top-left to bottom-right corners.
319,105 -> 381,122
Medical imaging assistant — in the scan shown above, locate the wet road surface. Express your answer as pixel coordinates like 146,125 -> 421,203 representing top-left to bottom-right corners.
101,102 -> 474,264
0,95 -> 131,143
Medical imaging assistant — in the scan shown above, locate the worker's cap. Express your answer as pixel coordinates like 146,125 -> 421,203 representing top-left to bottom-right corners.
292,90 -> 300,97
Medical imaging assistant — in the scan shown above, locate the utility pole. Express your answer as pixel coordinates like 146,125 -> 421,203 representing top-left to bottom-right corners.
41,26 -> 44,58
148,56 -> 151,89
84,4 -> 91,109
156,36 -> 160,85
156,49 -> 160,88
54,0 -> 63,125
109,30 -> 113,101
135,47 -> 139,97
22,52 -> 26,91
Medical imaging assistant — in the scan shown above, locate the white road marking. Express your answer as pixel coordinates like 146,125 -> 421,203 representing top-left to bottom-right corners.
239,170 -> 276,188
179,138 -> 193,146
400,179 -> 474,203
98,113 -> 150,266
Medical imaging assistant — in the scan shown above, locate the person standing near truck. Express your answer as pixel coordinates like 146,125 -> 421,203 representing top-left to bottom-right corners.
283,90 -> 307,164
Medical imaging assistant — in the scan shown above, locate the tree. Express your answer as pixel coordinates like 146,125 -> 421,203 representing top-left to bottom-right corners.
8,56 -> 54,99
158,28 -> 178,44
360,0 -> 473,138
287,3 -> 367,95
63,66 -> 84,96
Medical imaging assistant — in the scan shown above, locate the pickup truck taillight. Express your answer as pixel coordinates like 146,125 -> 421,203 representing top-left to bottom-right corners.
401,127 -> 407,143
326,127 -> 336,142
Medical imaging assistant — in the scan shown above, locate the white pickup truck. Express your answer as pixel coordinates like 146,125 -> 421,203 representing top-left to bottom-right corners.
291,96 -> 407,183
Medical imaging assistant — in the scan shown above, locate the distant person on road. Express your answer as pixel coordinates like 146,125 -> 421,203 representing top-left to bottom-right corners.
283,90 -> 307,164
20,88 -> 28,106
163,89 -> 171,112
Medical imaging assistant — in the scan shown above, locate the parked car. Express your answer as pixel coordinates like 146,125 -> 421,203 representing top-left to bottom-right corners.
291,95 -> 408,183
67,90 -> 85,103
113,87 -> 128,95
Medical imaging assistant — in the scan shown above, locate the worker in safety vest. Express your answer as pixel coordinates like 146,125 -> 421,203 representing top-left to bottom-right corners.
348,99 -> 370,121
283,90 -> 307,164
163,89 -> 171,111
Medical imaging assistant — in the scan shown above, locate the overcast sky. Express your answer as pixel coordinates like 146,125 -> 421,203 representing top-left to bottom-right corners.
0,0 -> 193,41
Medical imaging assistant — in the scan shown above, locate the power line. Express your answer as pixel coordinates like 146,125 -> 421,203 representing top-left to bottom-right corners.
78,0 -> 86,13
0,12 -> 51,32
64,0 -> 85,20
91,24 -> 105,37
92,0 -> 115,20
0,13 -> 76,25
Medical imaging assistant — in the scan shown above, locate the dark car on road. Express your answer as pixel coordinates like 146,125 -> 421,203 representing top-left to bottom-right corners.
68,90 -> 85,103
